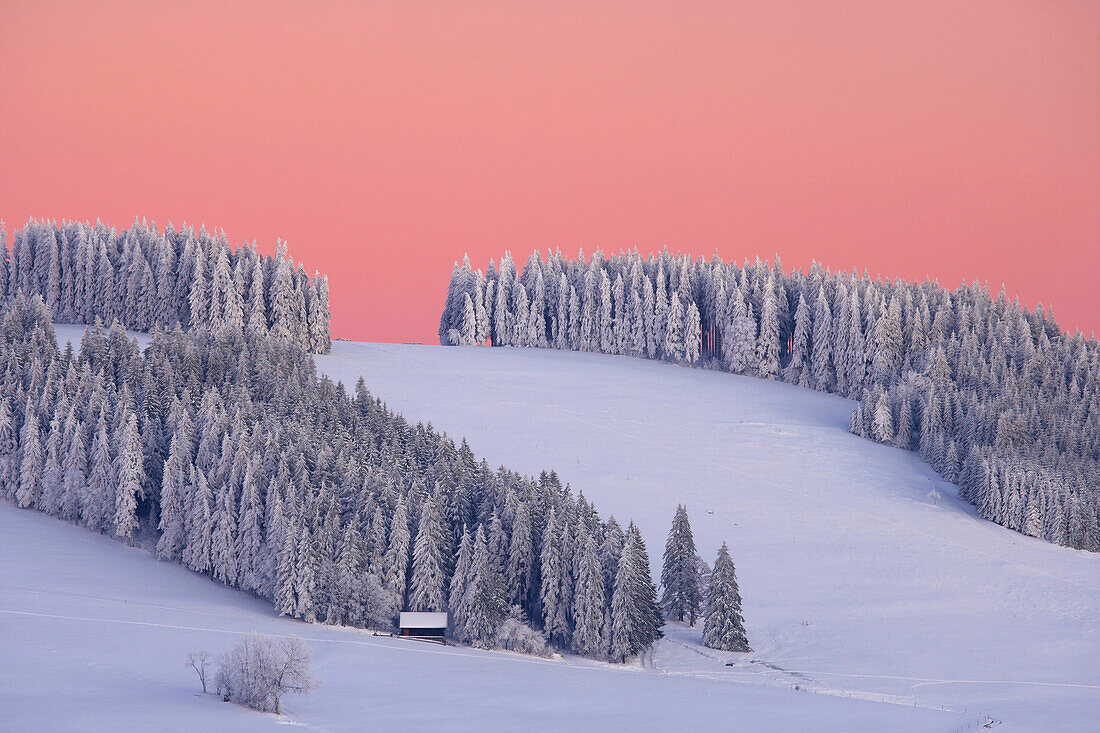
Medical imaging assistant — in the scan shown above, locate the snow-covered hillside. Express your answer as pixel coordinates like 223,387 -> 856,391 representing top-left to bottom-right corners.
0,503 -> 963,732
313,342 -> 1100,732
24,325 -> 1098,730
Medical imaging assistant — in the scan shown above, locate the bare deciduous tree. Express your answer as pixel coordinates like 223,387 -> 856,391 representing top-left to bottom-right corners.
186,650 -> 213,694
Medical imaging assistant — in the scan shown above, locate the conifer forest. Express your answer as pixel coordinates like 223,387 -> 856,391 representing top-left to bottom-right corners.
441,249 -> 1100,551
0,219 -> 674,663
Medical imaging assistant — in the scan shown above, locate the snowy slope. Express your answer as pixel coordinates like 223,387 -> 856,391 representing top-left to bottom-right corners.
313,342 -> 1100,733
0,503 -> 963,732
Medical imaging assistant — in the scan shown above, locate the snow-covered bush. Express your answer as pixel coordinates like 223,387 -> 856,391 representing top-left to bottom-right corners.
492,607 -> 550,658
215,634 -> 317,714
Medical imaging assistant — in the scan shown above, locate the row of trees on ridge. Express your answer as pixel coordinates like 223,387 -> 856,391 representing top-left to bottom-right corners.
440,249 -> 1100,551
1,218 -> 330,353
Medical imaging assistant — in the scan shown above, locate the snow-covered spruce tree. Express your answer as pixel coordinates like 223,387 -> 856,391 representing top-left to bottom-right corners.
39,411 -> 64,515
113,410 -> 144,539
783,292 -> 811,384
660,505 -> 703,625
539,507 -> 572,648
459,525 -> 508,646
0,398 -> 17,494
505,500 -> 535,609
449,526 -> 474,638
236,459 -> 265,594
598,270 -> 614,354
16,399 -> 43,509
664,292 -> 685,362
383,497 -> 411,610
755,273 -> 781,379
528,270 -> 548,348
84,412 -> 114,532
600,516 -> 625,607
609,522 -> 663,662
210,475 -> 239,586
725,296 -> 757,374
810,286 -> 834,391
307,273 -> 331,354
408,495 -> 447,612
572,534 -> 609,658
701,543 -> 750,652
59,420 -> 87,523
186,467 -> 214,575
684,301 -> 702,366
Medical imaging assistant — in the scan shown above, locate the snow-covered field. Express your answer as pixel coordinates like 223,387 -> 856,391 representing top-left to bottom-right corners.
10,326 -> 1094,731
0,504 -> 962,731
314,341 -> 1100,732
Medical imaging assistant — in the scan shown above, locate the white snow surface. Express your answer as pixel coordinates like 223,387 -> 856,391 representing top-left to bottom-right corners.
312,341 -> 1100,732
0,504 -> 961,732
14,325 -> 1094,731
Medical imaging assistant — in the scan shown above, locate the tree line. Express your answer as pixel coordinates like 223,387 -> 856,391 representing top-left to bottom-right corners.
440,249 -> 1100,551
0,218 -> 330,354
0,290 -> 665,662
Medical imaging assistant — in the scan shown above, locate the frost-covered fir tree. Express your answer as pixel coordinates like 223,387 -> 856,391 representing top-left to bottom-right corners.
268,247 -> 298,342
872,391 -> 894,444
0,398 -> 17,494
456,292 -> 477,346
186,467 -> 214,575
236,459 -> 265,594
40,411 -> 64,515
408,496 -> 447,612
307,273 -> 331,354
383,498 -> 411,609
660,505 -> 703,625
684,301 -> 702,365
275,512 -> 300,617
784,293 -> 811,384
449,526 -> 473,636
459,525 -> 507,646
567,285 -> 582,349
572,534 -> 609,658
811,287 -> 834,391
598,270 -> 614,354
59,420 -> 87,523
506,501 -> 535,610
701,543 -> 750,652
211,476 -> 239,585
114,411 -> 145,539
156,428 -> 191,560
755,273 -> 781,379
84,412 -> 114,532
16,400 -> 44,509
580,270 -> 599,352
664,292 -> 685,362
724,296 -> 757,374
609,522 -> 663,662
554,274 -> 570,350
539,508 -> 572,648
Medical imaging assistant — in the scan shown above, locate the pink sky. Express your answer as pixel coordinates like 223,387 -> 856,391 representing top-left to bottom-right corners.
1,1 -> 1097,342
